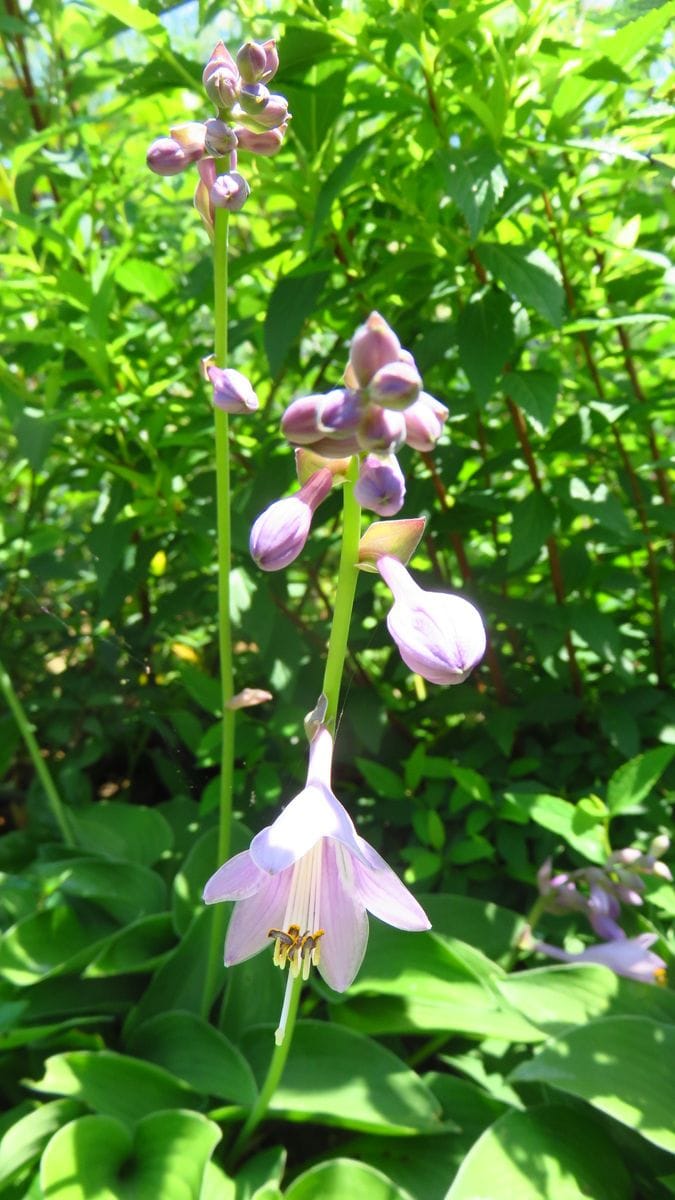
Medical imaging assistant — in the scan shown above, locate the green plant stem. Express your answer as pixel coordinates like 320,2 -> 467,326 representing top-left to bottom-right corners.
321,456 -> 362,727
203,203 -> 236,1018
0,654 -> 73,845
228,461 -> 362,1160
227,972 -> 302,1165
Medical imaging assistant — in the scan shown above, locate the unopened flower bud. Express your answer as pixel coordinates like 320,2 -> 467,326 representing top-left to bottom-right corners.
403,392 -> 449,451
204,118 -> 238,156
368,360 -> 422,411
234,125 -> 286,156
349,312 -> 401,387
650,835 -> 670,860
211,171 -> 250,212
194,158 -> 217,232
377,555 -> 486,685
259,39 -> 279,83
203,44 -> 240,110
250,469 -> 333,571
354,454 -> 406,517
358,404 -> 406,452
320,389 -> 362,436
236,40 -> 268,83
202,360 -> 259,414
147,137 -> 192,176
170,122 -> 207,160
281,395 -> 325,445
238,82 -> 270,116
250,93 -> 290,130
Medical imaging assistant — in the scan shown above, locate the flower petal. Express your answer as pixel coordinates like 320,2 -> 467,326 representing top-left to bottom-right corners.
203,849 -> 266,904
352,839 -> 431,931
224,866 -> 292,965
318,841 -> 369,992
250,783 -> 374,874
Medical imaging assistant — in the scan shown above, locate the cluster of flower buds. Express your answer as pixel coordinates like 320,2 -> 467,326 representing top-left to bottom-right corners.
529,837 -> 671,983
146,38 -> 290,226
280,313 -> 448,517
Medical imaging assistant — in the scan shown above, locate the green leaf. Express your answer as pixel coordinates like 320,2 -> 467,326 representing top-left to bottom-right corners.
36,857 -> 167,924
285,1159 -> 413,1200
68,803 -> 174,866
498,964 -> 675,1036
606,747 -> 675,816
511,1017 -> 675,1154
507,492 -> 556,571
84,914 -> 176,978
457,289 -> 514,400
355,758 -> 406,800
445,1104 -> 631,1200
500,788 -> 607,863
311,141 -> 374,243
39,1110 -> 221,1200
264,269 -> 329,375
123,909 -> 213,1035
507,371 -> 558,433
127,1011 -> 258,1106
29,1051 -> 198,1126
242,1021 -> 443,1135
115,258 -> 172,303
0,1099 -> 82,1187
0,906 -> 117,987
480,244 -> 565,326
445,145 -> 508,240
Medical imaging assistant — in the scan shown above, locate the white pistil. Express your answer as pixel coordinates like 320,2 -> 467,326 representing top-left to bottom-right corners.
275,970 -> 295,1046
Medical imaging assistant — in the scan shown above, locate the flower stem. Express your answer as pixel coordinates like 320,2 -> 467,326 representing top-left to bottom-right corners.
203,203 -> 236,1018
321,456 -> 362,727
0,654 -> 73,845
227,972 -> 302,1164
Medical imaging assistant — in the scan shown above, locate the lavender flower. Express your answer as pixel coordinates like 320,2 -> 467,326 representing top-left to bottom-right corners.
202,362 -> 259,414
532,934 -> 666,984
203,725 -> 430,1043
376,555 -> 486,685
354,454 -> 406,517
249,468 -> 333,571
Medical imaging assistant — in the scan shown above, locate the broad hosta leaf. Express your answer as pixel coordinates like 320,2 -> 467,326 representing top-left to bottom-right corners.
457,290 -> 514,401
242,1021 -> 443,1135
0,1099 -> 82,1187
507,491 -> 555,571
606,747 -> 675,816
445,1105 -> 631,1200
34,857 -> 167,924
480,244 -> 565,326
84,913 -> 176,978
285,1159 -> 414,1200
29,1050 -> 198,1126
40,1110 -> 221,1200
127,1010 -> 258,1106
68,803 -> 174,866
0,906 -> 117,987
511,1017 -> 675,1153
498,964 -> 675,1036
123,909 -> 212,1035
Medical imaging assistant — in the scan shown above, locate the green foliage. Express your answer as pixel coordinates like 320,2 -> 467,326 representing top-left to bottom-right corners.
1,0 -> 673,1197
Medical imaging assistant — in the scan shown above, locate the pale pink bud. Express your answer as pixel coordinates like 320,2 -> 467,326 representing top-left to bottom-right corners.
309,432 -> 362,458
250,93 -> 290,130
250,469 -> 333,571
358,404 -> 406,453
377,555 -> 486,685
320,389 -> 362,436
238,82 -> 270,116
354,454 -> 406,517
211,172 -> 250,212
170,122 -> 207,160
368,360 -> 422,411
236,40 -> 268,83
194,158 -> 217,232
203,363 -> 259,414
203,44 -> 240,109
349,312 -> 401,387
147,137 -> 192,176
234,125 -> 286,156
259,39 -> 279,83
281,394 -> 325,445
204,118 -> 238,155
403,392 -> 449,451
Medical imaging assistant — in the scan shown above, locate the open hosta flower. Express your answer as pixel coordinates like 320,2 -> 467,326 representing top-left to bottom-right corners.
376,554 -> 486,685
533,934 -> 667,984
203,725 -> 430,1044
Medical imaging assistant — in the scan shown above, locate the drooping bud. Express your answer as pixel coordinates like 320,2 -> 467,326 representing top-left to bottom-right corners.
354,454 -> 406,517
147,137 -> 192,176
201,359 -> 259,413
376,555 -> 486,685
250,469 -> 333,571
357,404 -> 406,453
349,312 -> 401,387
204,118 -> 238,156
236,40 -> 268,83
403,392 -> 449,451
234,125 -> 286,156
211,172 -> 250,212
368,360 -> 422,411
170,122 -> 207,160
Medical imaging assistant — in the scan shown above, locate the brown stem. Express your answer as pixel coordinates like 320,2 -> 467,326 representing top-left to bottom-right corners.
4,0 -> 45,131
617,324 -> 671,505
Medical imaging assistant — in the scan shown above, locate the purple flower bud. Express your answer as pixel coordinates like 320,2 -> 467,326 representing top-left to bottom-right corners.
309,433 -> 362,458
259,39 -> 279,83
349,312 -> 401,387
281,395 -> 325,445
358,404 -> 406,453
234,125 -> 286,156
204,118 -> 238,156
404,392 -> 449,451
147,137 -> 192,176
587,884 -> 625,941
194,158 -> 217,232
203,362 -> 259,414
236,40 -> 268,83
203,44 -> 240,109
211,172 -> 250,212
377,555 -> 486,685
169,122 -> 207,161
250,94 -> 290,131
354,454 -> 406,517
238,82 -> 270,116
250,469 -> 333,571
368,360 -> 422,412
320,389 -> 362,436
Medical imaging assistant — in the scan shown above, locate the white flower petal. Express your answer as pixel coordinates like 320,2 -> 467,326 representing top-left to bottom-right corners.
224,867 -> 292,965
250,784 -> 374,874
352,839 -> 431,931
318,841 -> 369,992
203,849 -> 265,904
